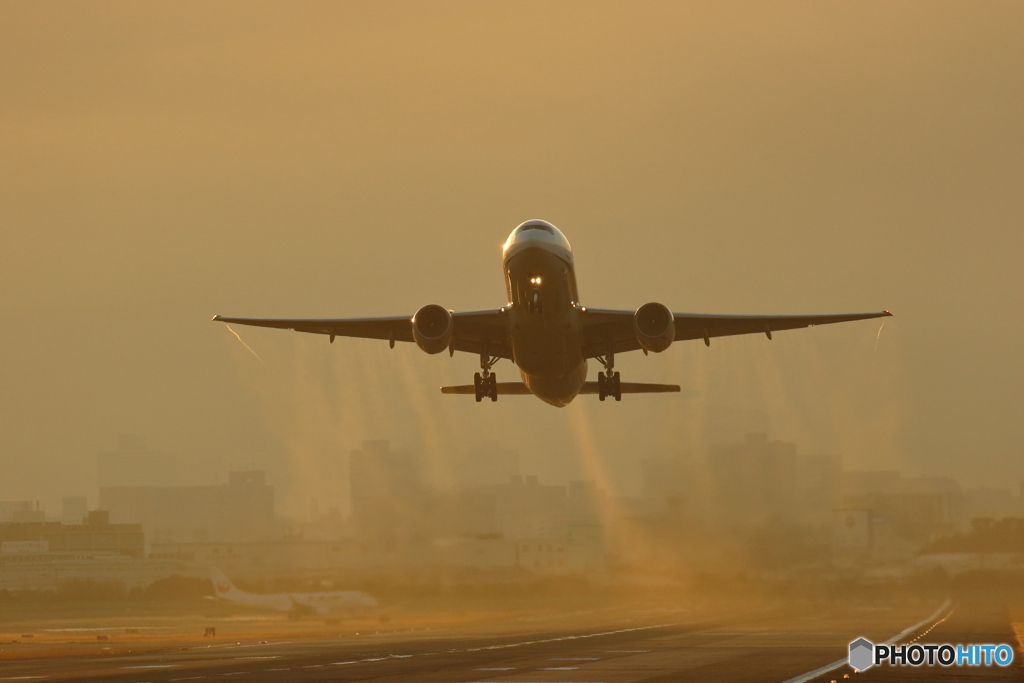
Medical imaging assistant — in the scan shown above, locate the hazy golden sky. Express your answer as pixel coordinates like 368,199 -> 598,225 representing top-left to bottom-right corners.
1,2 -> 1021,515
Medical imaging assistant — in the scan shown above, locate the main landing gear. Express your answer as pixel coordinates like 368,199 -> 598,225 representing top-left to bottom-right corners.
595,346 -> 621,401
474,371 -> 497,402
474,344 -> 500,402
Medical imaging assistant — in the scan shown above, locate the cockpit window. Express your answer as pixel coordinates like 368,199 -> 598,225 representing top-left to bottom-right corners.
520,223 -> 554,234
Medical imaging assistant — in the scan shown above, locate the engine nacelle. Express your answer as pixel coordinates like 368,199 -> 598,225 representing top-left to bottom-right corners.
633,302 -> 675,353
412,304 -> 454,354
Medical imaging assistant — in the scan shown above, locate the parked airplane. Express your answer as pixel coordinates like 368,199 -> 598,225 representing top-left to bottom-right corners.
208,567 -> 377,615
214,220 -> 890,406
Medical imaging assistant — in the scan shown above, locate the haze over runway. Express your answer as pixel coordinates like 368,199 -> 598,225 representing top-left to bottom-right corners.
1,597 -> 1019,683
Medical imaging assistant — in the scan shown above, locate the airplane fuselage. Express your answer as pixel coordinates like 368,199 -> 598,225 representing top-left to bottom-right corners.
211,567 -> 376,614
502,221 -> 587,406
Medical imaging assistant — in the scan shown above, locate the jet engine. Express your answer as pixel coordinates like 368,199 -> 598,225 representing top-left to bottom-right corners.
633,302 -> 675,353
412,304 -> 454,354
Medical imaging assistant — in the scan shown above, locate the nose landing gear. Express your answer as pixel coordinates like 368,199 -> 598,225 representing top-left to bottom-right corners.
595,344 -> 621,401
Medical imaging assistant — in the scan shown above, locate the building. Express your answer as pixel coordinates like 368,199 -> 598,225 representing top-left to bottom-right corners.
639,457 -> 687,517
567,480 -> 606,526
0,510 -> 144,558
62,496 -> 88,525
514,525 -> 606,574
961,487 -> 1020,522
0,501 -> 43,523
96,434 -> 178,487
453,441 -> 520,486
495,475 -> 567,540
0,513 -> 172,592
841,471 -> 961,542
832,508 -> 873,561
708,433 -> 842,526
841,492 -> 957,544
101,471 -> 274,544
710,433 -> 798,524
349,440 -> 428,545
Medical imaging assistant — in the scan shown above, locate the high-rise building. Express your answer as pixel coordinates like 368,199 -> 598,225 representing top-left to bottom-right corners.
495,475 -> 567,540
349,440 -> 427,545
0,501 -> 36,523
567,480 -> 605,526
96,434 -> 177,487
62,496 -> 88,525
710,433 -> 799,524
709,433 -> 840,526
454,441 -> 520,486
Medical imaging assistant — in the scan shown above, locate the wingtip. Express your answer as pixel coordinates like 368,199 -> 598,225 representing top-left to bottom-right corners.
883,310 -> 893,317
212,315 -> 222,322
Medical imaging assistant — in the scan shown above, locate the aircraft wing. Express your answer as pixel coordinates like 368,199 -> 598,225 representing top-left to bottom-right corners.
579,308 -> 892,358
441,381 -> 680,395
213,309 -> 512,358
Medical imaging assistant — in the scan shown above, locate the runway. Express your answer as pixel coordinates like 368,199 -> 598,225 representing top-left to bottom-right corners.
1,599 -> 1019,682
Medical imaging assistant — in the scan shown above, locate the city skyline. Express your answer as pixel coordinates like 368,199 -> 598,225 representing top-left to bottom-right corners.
1,2 -> 1020,521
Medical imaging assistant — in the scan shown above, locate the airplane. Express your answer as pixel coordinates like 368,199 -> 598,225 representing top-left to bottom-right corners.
214,220 -> 891,407
207,567 -> 377,616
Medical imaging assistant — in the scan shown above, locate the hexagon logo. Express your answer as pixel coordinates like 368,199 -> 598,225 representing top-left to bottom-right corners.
849,637 -> 874,672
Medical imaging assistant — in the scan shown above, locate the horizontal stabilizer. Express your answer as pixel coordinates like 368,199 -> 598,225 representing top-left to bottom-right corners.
580,381 -> 680,394
440,381 -> 681,395
441,382 -> 533,395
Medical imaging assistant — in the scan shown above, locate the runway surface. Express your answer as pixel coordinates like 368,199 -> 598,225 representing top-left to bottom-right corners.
1,599 -> 1020,682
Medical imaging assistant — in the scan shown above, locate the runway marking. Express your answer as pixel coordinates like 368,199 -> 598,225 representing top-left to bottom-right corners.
454,622 -> 676,655
780,599 -> 953,683
234,641 -> 292,649
66,621 -> 673,682
0,678 -> 47,681
540,667 -> 578,670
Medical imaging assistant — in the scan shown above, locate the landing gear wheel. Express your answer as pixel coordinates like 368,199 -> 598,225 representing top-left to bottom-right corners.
475,343 -> 501,403
597,371 -> 621,401
474,372 -> 498,402
596,344 -> 621,402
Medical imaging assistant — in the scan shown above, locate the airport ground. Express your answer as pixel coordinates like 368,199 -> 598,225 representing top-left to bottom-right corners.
1,582 -> 1022,683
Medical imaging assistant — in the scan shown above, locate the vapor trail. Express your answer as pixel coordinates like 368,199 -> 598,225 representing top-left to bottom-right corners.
873,322 -> 885,354
225,324 -> 266,365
